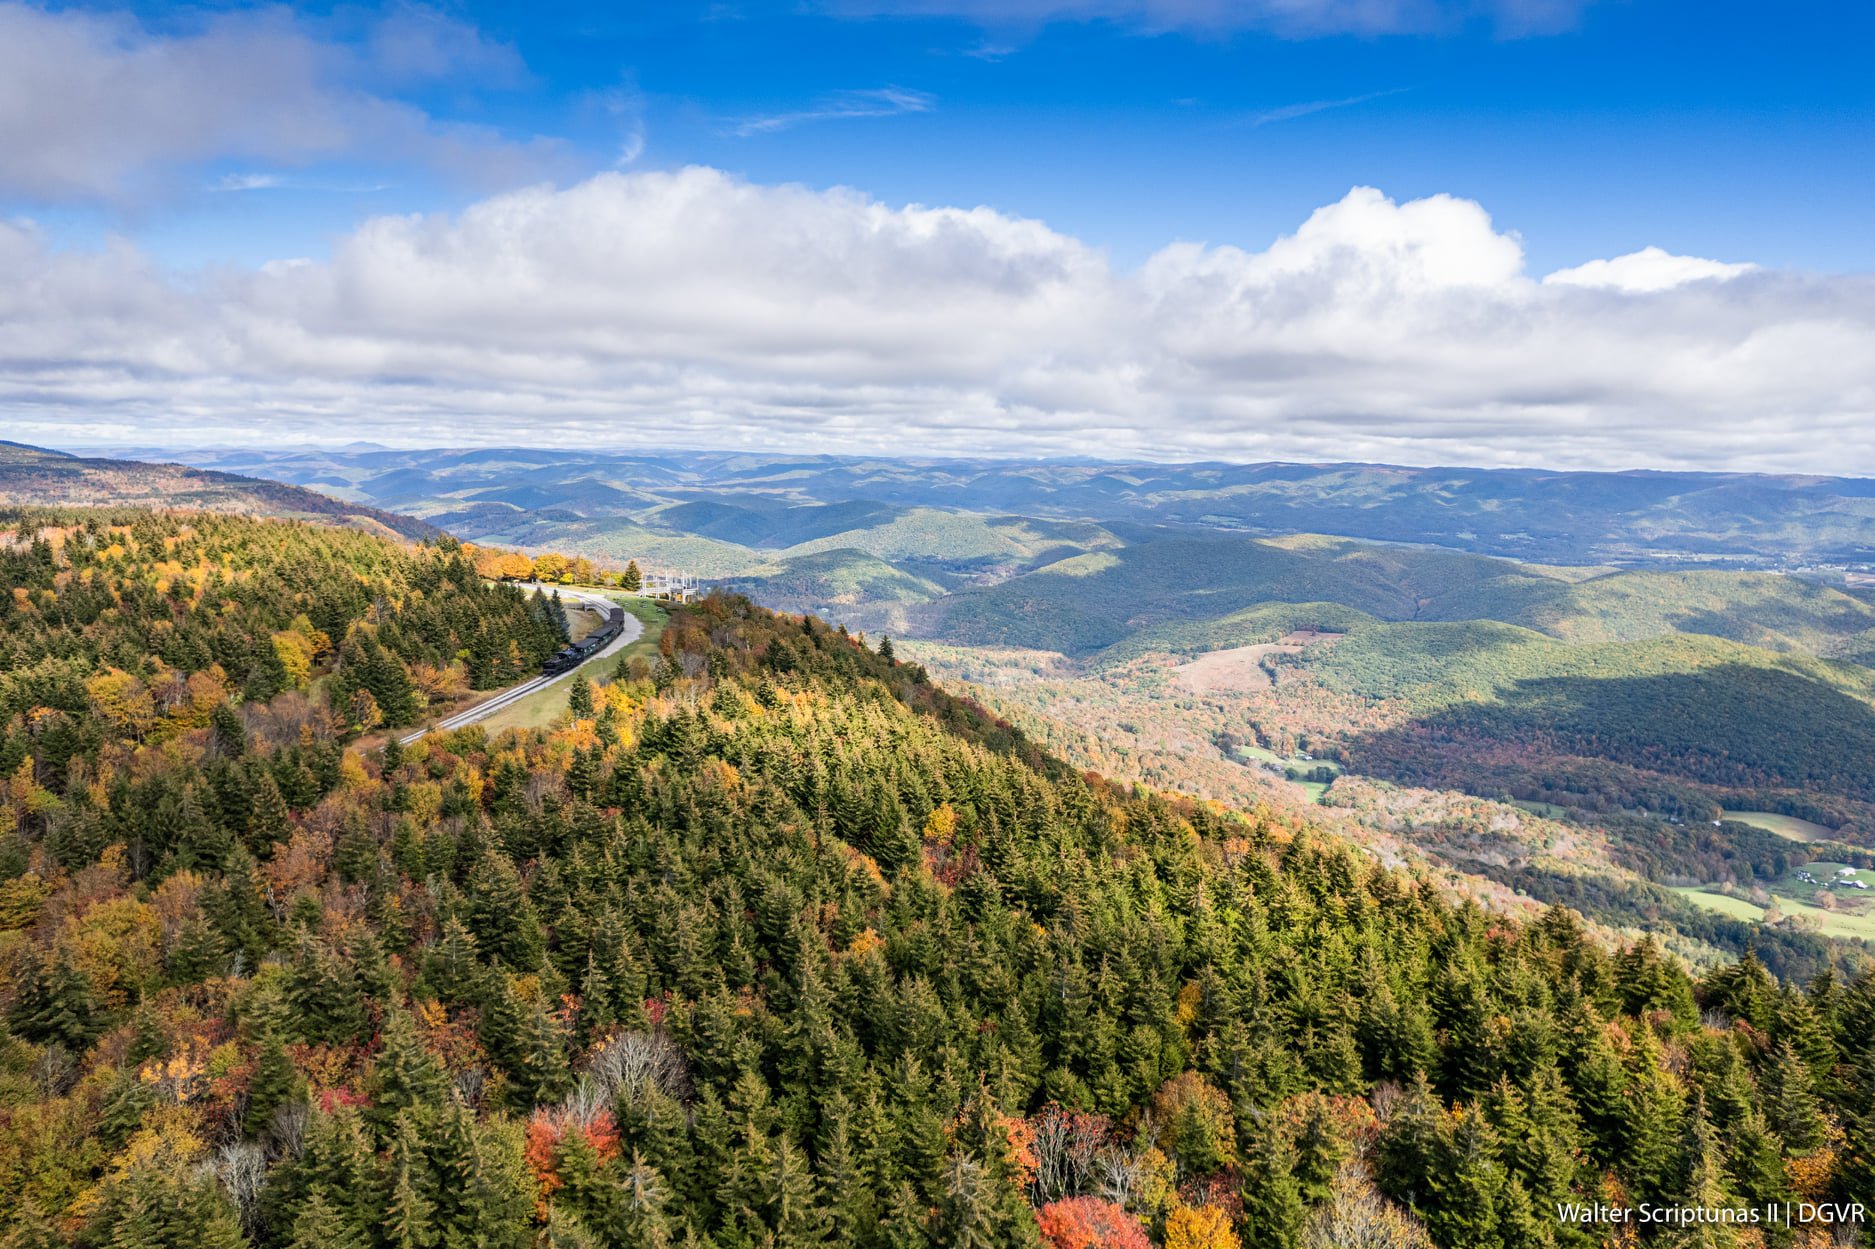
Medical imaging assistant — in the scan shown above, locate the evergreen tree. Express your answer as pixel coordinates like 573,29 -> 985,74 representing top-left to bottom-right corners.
8,949 -> 104,1050
369,1008 -> 447,1134
247,768 -> 293,848
569,677 -> 595,718
286,1191 -> 371,1249
1762,1040 -> 1829,1154
245,1029 -> 304,1137
1291,1096 -> 1350,1208
210,700 -> 247,758
466,849 -> 546,968
1238,1112 -> 1303,1249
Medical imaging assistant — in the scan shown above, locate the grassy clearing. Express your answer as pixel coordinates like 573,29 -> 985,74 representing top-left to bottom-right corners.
1670,881 -> 1875,942
1229,743 -> 1339,803
1668,886 -> 1767,922
1512,799 -> 1570,820
477,595 -> 667,735
1722,810 -> 1836,843
1234,744 -> 1341,773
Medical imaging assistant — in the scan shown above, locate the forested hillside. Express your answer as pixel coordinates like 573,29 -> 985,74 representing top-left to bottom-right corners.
4,517 -> 1874,1247
0,509 -> 570,744
0,445 -> 440,543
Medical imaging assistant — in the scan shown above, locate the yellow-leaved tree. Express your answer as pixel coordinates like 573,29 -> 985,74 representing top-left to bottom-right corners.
1165,1205 -> 1241,1249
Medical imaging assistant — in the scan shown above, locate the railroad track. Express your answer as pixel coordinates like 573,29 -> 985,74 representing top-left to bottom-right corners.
398,585 -> 643,745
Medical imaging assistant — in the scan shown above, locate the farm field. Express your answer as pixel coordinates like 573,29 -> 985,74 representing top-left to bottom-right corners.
1723,809 -> 1837,842
1230,744 -> 1340,803
1671,862 -> 1875,943
1668,886 -> 1768,922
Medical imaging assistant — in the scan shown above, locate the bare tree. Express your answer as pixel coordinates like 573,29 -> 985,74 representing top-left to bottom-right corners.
204,1141 -> 269,1235
584,1028 -> 691,1104
1029,1104 -> 1112,1203
1301,1164 -> 1435,1249
269,1100 -> 310,1159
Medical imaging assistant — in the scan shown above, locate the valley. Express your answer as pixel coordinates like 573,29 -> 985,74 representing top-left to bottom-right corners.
7,456 -> 1875,1246
22,439 -> 1875,972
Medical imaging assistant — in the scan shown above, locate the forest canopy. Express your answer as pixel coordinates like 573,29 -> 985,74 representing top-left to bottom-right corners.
1,510 -> 1873,1248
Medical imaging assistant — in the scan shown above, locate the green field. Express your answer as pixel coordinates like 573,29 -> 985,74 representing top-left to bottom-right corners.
1776,861 -> 1874,898
477,595 -> 666,734
1668,886 -> 1767,922
1671,870 -> 1875,943
1722,810 -> 1836,842
1227,744 -> 1338,803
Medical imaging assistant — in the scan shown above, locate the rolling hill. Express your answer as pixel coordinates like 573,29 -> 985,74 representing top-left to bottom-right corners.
156,444 -> 1875,565
0,441 -> 439,540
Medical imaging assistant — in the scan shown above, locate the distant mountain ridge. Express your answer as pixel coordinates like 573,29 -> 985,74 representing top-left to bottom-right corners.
142,444 -> 1875,567
0,441 -> 440,541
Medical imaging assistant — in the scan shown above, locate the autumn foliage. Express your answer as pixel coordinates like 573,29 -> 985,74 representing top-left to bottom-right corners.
1038,1197 -> 1153,1249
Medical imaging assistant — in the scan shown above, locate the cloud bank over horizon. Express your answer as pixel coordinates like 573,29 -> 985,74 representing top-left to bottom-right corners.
4,168 -> 1871,474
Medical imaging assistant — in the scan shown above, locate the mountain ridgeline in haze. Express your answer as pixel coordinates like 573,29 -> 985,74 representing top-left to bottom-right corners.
156,444 -> 1875,568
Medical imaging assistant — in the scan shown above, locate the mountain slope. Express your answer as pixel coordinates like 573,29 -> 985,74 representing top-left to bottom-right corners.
7,553 -> 1875,1245
731,547 -> 947,618
0,441 -> 438,540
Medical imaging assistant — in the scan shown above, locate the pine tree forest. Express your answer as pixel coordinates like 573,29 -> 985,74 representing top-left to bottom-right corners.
2,509 -> 1874,1249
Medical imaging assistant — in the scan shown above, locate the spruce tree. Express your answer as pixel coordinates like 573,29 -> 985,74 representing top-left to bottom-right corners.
369,1008 -> 447,1134
245,1029 -> 304,1137
1238,1111 -> 1304,1249
8,949 -> 104,1050
383,1136 -> 439,1249
1762,1040 -> 1829,1153
569,677 -> 595,718
247,769 -> 293,848
466,848 -> 545,968
1291,1096 -> 1350,1208
286,1191 -> 371,1249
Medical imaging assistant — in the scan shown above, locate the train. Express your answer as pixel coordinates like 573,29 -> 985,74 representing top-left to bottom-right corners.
540,603 -> 626,676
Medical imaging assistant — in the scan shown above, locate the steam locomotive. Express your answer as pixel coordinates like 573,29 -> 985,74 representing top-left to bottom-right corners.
541,603 -> 626,676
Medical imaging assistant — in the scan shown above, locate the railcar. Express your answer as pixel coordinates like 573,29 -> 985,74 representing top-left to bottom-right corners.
539,604 -> 626,675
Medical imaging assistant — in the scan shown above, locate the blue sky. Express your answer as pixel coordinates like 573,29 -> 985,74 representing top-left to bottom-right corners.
27,0 -> 1875,273
3,0 -> 1874,469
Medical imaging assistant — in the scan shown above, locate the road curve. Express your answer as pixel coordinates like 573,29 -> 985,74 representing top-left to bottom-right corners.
398,584 -> 644,745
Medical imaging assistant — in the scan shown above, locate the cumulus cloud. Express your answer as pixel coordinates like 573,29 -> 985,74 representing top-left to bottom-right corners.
0,3 -> 559,203
2,171 -> 1872,472
814,0 -> 1591,37
1544,246 -> 1758,293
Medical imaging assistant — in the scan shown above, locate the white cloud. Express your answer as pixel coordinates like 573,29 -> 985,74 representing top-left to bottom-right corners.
1544,246 -> 1758,293
1249,89 -> 1407,127
211,173 -> 288,193
728,88 -> 936,137
815,0 -> 1590,37
2,172 -> 1873,473
0,3 -> 560,204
